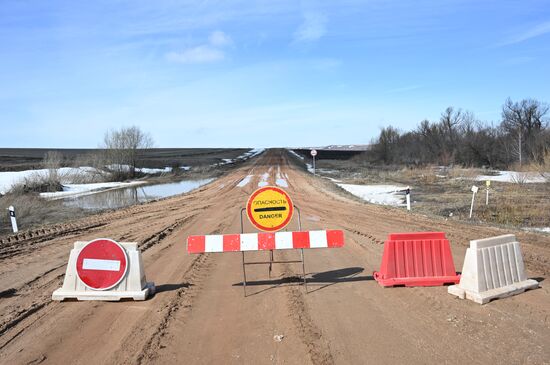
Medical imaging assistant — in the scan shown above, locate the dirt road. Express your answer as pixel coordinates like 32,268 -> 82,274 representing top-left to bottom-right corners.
1,149 -> 549,364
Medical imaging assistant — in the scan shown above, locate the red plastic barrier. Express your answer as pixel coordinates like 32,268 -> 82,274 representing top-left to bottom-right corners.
373,232 -> 460,287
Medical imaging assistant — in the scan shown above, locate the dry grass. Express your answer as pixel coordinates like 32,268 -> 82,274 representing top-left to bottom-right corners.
315,158 -> 549,229
0,192 -> 86,235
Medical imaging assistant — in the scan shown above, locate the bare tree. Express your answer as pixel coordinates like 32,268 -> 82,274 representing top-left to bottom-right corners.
501,98 -> 549,165
374,126 -> 400,164
102,126 -> 154,179
42,151 -> 64,184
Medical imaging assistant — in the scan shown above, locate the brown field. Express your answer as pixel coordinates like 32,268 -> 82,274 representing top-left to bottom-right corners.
0,148 -> 250,171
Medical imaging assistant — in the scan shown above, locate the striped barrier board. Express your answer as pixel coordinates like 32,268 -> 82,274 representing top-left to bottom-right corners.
188,230 -> 344,254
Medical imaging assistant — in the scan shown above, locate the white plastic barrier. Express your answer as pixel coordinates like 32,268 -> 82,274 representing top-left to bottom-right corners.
52,241 -> 155,301
448,234 -> 538,304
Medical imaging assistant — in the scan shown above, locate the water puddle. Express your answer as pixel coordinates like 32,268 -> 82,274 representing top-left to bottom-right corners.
62,178 -> 214,210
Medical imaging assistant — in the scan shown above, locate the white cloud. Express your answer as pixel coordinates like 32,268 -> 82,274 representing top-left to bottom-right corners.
499,21 -> 550,46
209,30 -> 232,47
293,12 -> 327,43
166,45 -> 225,64
166,30 -> 232,64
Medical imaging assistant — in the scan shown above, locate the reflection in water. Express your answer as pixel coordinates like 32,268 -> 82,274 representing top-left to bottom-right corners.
63,179 -> 214,210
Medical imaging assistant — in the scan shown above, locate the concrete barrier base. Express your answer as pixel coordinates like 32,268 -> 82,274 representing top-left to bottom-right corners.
448,279 -> 539,304
52,241 -> 155,301
52,282 -> 155,301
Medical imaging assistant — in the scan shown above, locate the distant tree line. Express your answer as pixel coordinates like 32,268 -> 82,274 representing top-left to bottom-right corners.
368,98 -> 550,168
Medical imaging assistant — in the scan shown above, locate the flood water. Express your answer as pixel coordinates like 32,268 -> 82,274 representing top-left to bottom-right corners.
62,178 -> 214,210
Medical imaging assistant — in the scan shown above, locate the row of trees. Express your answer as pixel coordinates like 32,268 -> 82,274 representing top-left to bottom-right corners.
368,98 -> 549,168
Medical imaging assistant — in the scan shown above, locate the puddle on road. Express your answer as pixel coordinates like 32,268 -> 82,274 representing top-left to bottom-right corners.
62,178 -> 214,210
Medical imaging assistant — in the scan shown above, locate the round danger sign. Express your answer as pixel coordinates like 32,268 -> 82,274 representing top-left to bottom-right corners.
76,238 -> 128,290
246,186 -> 294,232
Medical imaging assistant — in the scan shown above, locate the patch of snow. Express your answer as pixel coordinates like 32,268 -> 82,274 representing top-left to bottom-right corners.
137,167 -> 172,174
40,181 -> 147,200
214,148 -> 265,167
338,184 -> 408,206
275,165 -> 288,187
258,171 -> 271,188
237,175 -> 253,188
317,168 -> 338,174
0,167 -> 104,193
288,149 -> 305,160
523,227 -> 550,234
241,148 -> 265,159
275,178 -> 288,187
258,172 -> 270,187
476,171 -> 548,183
106,164 -> 172,174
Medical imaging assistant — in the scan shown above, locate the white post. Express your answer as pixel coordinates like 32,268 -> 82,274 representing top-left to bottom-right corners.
469,186 -> 478,219
485,180 -> 490,206
406,187 -> 411,211
8,206 -> 18,233
310,149 -> 317,175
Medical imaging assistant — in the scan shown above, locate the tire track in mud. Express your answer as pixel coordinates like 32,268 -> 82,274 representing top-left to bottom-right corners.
0,214 -> 199,351
132,217 -> 237,364
285,284 -> 335,365
133,253 -> 213,365
276,252 -> 335,365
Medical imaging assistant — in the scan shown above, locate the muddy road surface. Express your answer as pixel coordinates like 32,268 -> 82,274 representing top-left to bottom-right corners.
1,149 -> 549,364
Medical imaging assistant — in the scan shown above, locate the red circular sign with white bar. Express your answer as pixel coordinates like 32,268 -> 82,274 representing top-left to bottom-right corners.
76,238 -> 128,290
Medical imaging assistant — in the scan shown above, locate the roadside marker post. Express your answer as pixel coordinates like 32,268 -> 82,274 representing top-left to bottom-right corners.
405,187 -> 411,211
485,180 -> 490,206
8,206 -> 18,233
310,149 -> 317,175
469,185 -> 479,219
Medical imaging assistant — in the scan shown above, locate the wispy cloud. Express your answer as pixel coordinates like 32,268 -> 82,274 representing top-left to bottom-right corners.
166,30 -> 232,64
499,21 -> 550,46
293,12 -> 327,43
209,30 -> 232,47
166,45 -> 225,64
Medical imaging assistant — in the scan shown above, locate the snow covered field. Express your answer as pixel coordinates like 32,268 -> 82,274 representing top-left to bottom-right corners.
337,184 -> 408,206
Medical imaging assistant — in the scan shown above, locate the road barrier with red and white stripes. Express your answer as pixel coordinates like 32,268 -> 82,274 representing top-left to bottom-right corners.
187,230 -> 344,254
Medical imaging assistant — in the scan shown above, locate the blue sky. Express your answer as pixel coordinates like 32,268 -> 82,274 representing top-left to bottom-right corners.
1,0 -> 549,148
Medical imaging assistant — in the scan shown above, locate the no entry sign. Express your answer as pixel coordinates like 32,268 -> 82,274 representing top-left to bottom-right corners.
76,238 -> 128,290
246,186 -> 293,232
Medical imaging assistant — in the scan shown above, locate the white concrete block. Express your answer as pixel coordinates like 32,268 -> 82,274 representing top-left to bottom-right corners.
52,241 -> 155,301
448,234 -> 538,304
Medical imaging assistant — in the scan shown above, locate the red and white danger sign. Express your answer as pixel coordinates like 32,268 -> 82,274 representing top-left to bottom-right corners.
76,238 -> 128,290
